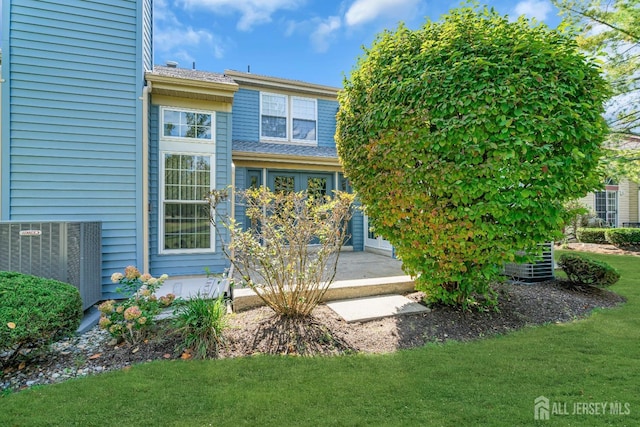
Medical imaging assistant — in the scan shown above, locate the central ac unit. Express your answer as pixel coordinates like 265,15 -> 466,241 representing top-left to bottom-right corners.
0,222 -> 102,310
504,242 -> 555,282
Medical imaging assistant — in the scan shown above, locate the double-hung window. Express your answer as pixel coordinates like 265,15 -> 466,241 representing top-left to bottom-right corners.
260,92 -> 317,143
160,107 -> 215,253
595,178 -> 618,227
261,93 -> 287,139
292,97 -> 317,141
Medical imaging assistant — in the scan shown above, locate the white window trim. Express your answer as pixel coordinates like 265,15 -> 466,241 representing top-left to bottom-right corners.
595,187 -> 619,228
259,92 -> 318,145
259,92 -> 288,143
161,106 -> 215,143
158,106 -> 217,255
290,95 -> 318,144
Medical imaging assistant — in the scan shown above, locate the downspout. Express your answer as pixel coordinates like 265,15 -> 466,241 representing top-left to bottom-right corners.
231,162 -> 235,219
229,162 -> 236,277
142,81 -> 151,273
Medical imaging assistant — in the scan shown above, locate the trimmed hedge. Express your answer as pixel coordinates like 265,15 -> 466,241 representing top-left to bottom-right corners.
605,228 -> 640,246
0,272 -> 82,357
557,253 -> 620,287
577,227 -> 640,245
576,228 -> 608,244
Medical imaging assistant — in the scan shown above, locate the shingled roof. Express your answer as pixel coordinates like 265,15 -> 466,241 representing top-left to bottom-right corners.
150,65 -> 237,85
233,140 -> 338,159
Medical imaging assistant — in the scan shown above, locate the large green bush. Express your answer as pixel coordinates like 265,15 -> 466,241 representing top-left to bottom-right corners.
336,6 -> 609,308
558,253 -> 620,287
605,228 -> 640,246
576,228 -> 609,244
0,272 -> 82,359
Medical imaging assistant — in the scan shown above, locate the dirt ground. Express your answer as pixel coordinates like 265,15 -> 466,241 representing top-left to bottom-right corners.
557,242 -> 640,257
1,243 -> 632,392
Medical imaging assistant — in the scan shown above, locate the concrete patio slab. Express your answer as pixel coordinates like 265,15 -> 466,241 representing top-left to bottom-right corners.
326,294 -> 429,323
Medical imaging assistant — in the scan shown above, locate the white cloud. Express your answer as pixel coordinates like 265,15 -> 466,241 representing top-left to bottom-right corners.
178,0 -> 304,31
310,16 -> 342,53
344,0 -> 420,27
154,0 -> 227,66
514,0 -> 553,22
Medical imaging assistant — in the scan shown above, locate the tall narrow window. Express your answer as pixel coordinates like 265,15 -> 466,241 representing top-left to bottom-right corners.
595,178 -> 618,227
159,107 -> 216,254
261,93 -> 287,139
163,154 -> 213,251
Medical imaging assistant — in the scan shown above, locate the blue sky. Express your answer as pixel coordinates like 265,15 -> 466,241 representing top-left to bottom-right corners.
154,0 -> 563,87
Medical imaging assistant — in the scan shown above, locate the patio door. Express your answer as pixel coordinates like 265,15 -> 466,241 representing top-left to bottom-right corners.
364,215 -> 392,253
266,171 -> 353,246
267,171 -> 333,196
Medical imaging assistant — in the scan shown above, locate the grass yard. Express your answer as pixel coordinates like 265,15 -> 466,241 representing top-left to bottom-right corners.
1,251 -> 638,426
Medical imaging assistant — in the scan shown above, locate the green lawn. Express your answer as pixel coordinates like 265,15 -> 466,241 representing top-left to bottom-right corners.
1,251 -> 639,426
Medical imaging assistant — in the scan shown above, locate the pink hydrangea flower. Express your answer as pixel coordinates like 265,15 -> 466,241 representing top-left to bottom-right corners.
124,306 -> 142,320
98,316 -> 111,329
124,266 -> 141,280
111,272 -> 124,283
98,300 -> 115,314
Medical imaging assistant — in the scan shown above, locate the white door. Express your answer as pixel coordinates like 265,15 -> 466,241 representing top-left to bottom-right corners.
364,215 -> 393,252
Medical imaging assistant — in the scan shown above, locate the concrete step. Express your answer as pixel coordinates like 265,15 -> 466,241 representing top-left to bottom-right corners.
327,294 -> 430,323
231,275 -> 415,311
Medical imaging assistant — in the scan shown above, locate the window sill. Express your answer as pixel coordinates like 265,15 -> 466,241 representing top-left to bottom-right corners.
259,139 -> 318,147
158,249 -> 217,256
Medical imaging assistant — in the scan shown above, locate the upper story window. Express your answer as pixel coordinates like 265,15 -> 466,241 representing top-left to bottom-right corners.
261,94 -> 287,139
260,92 -> 317,143
163,108 -> 213,140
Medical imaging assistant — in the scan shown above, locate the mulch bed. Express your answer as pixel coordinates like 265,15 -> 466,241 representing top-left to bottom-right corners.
1,243 -> 631,393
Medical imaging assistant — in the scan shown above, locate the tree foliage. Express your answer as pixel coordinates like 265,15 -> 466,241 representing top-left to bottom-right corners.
336,6 -> 610,307
553,0 -> 640,180
553,0 -> 639,136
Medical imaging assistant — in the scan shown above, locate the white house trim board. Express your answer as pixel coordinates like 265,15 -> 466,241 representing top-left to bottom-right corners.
158,106 -> 217,255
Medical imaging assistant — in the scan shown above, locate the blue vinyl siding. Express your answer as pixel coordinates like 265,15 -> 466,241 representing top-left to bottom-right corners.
232,88 -> 337,149
351,206 -> 364,252
318,99 -> 338,148
4,0 -> 148,298
149,107 -> 232,277
232,88 -> 260,142
142,0 -> 153,71
233,167 -> 248,230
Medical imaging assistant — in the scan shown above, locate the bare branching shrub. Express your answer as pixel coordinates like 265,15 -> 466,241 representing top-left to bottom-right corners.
207,187 -> 354,317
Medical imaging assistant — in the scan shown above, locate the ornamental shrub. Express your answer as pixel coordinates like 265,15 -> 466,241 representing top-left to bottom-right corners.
605,228 -> 640,246
207,187 -> 354,317
558,253 -> 620,287
98,266 -> 174,344
0,272 -> 82,360
576,228 -> 609,244
336,6 -> 609,308
172,295 -> 229,359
